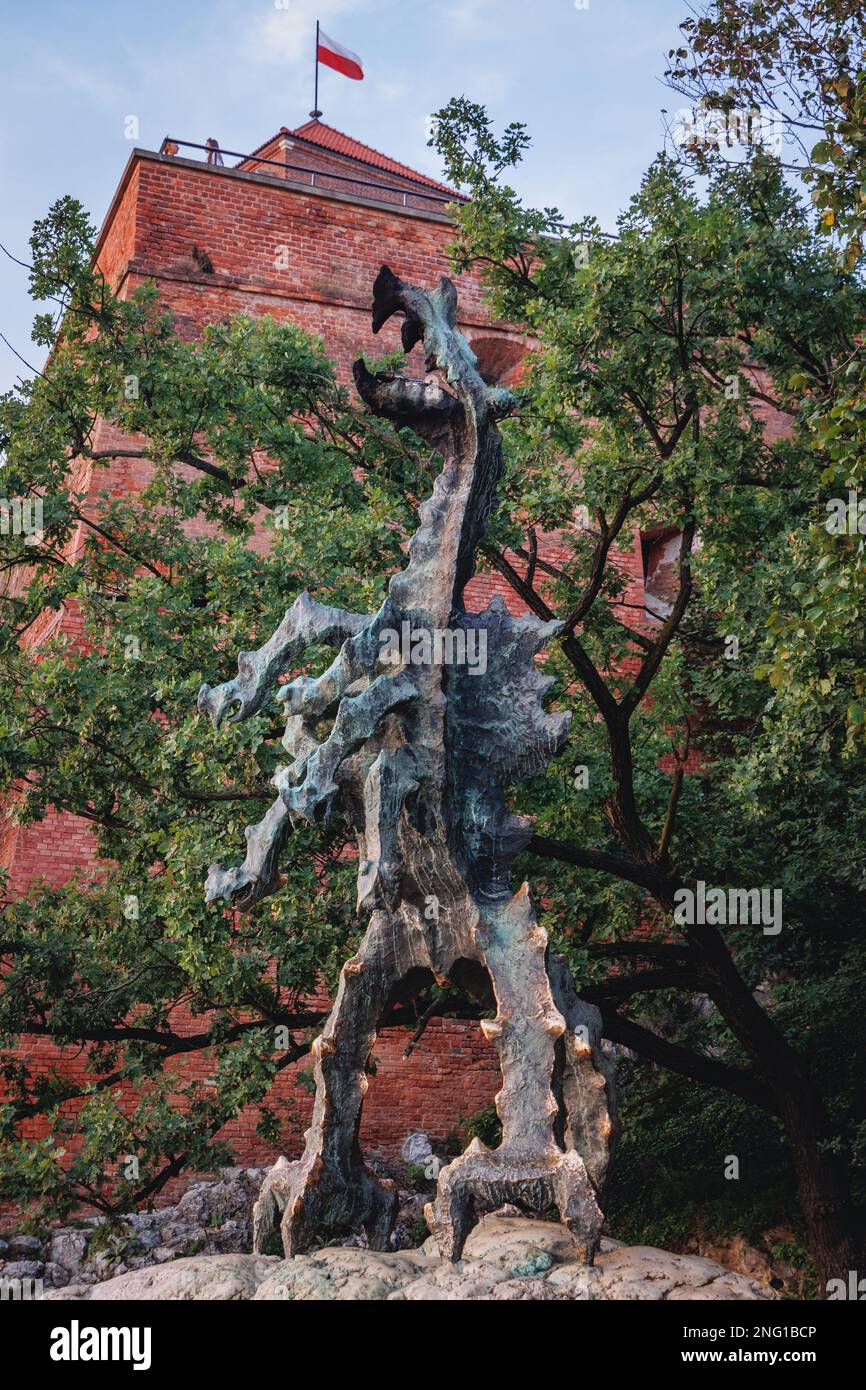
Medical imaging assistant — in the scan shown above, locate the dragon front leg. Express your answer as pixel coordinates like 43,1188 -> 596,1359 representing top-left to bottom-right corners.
262,911 -> 404,1257
197,590 -> 369,728
425,886 -> 604,1262
204,793 -> 291,909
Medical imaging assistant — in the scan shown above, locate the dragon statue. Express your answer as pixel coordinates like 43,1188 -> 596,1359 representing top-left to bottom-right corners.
197,266 -> 617,1262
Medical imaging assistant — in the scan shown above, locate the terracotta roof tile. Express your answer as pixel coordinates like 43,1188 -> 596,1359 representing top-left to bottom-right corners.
241,120 -> 460,198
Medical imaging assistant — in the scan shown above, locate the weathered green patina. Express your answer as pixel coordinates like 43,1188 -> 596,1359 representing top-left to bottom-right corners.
198,267 -> 616,1260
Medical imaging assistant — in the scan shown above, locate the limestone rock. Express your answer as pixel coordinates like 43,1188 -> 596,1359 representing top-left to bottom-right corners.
401,1131 -> 433,1166
460,1214 -> 586,1268
9,1166 -> 269,1292
253,1247 -> 429,1301
591,1245 -> 774,1301
49,1230 -> 88,1276
483,1277 -> 577,1301
89,1253 -> 279,1301
42,1283 -> 93,1301
394,1260 -> 514,1300
58,1214 -> 774,1301
8,1234 -> 44,1257
1,1259 -> 44,1280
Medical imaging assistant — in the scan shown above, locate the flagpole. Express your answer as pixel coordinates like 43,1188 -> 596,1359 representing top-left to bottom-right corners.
310,20 -> 322,120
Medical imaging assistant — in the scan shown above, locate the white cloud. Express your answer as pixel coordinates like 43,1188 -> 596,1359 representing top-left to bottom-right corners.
375,79 -> 408,103
441,0 -> 501,37
9,45 -> 123,108
250,0 -> 373,68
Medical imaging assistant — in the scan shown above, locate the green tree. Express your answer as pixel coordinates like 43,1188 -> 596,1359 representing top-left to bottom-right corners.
663,7 -> 866,1276
666,1 -> 866,748
429,95 -> 865,1290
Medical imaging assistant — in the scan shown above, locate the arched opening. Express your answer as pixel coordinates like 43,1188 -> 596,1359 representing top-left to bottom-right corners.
468,335 -> 529,389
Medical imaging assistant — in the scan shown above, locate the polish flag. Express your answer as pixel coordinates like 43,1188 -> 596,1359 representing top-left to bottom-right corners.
318,29 -> 364,81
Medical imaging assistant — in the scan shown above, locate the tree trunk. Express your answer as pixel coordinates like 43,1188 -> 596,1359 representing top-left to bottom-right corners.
774,1083 -> 862,1294
651,889 -> 863,1293
704,944 -> 861,1291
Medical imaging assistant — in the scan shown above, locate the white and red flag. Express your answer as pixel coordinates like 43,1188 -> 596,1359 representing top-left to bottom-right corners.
317,28 -> 364,81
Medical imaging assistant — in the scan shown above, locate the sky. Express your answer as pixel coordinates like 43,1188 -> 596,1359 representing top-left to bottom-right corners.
0,0 -> 693,395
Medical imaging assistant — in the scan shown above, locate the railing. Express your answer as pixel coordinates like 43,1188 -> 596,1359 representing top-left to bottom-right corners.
157,138 -> 461,210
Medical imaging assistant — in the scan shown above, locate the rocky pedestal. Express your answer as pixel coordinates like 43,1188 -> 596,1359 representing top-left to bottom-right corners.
43,1214 -> 774,1302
